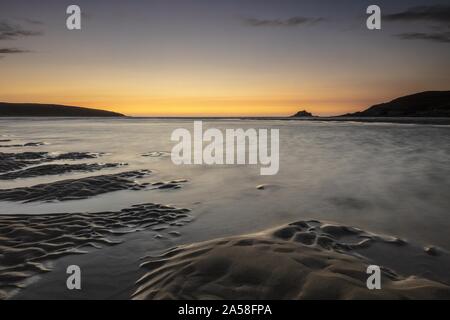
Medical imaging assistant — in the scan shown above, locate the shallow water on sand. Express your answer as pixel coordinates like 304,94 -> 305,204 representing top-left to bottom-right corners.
1,118 -> 450,299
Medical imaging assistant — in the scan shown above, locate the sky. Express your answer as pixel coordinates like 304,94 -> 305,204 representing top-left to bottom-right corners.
0,0 -> 449,116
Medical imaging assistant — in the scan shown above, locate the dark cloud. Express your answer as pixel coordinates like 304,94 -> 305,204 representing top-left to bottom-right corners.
0,20 -> 43,40
395,31 -> 450,43
385,5 -> 450,44
385,5 -> 450,24
19,18 -> 44,26
0,47 -> 31,60
243,16 -> 324,27
0,48 -> 31,54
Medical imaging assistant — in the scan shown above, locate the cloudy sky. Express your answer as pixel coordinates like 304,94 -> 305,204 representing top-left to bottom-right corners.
0,0 -> 449,116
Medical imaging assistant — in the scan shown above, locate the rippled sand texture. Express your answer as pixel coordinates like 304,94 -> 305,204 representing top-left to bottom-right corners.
0,170 -> 154,203
0,203 -> 192,299
134,220 -> 450,300
0,136 -> 192,299
0,163 -> 128,180
0,142 -> 45,148
0,151 -> 102,173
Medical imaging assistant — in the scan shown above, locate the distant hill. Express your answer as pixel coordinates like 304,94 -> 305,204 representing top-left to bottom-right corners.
343,91 -> 450,117
291,110 -> 314,117
0,103 -> 125,117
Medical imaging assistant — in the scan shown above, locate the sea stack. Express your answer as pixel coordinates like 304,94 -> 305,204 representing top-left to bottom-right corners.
291,110 -> 313,117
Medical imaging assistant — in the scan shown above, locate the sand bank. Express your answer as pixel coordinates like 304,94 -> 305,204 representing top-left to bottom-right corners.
134,220 -> 450,300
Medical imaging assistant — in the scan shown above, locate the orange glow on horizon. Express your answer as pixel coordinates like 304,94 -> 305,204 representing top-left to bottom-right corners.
2,53 -> 428,117
0,95 -> 373,117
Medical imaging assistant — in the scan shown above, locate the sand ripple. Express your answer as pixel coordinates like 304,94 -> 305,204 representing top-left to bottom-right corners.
0,142 -> 45,148
141,151 -> 171,158
0,170 -> 152,203
0,151 -> 102,173
133,220 -> 450,300
0,162 -> 127,180
0,203 -> 192,299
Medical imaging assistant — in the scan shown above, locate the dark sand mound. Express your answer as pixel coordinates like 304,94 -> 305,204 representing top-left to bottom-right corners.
151,179 -> 188,190
0,151 -> 103,173
141,151 -> 171,158
0,160 -> 34,173
0,152 -> 48,173
49,152 -> 103,161
0,142 -> 45,148
0,203 -> 192,299
0,162 -> 127,180
133,221 -> 450,300
0,170 -> 151,203
1,151 -> 101,162
1,152 -> 48,160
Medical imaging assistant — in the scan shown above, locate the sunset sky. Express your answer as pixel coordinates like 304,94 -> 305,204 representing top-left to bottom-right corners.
1,0 -> 449,116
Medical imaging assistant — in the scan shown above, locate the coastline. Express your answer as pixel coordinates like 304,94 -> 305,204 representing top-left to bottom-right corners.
2,116 -> 450,125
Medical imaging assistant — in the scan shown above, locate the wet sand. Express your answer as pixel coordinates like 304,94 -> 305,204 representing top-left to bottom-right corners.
0,203 -> 192,299
0,170 -> 152,202
0,151 -> 103,173
0,162 -> 127,180
0,136 -> 193,299
134,220 -> 450,300
1,126 -> 450,300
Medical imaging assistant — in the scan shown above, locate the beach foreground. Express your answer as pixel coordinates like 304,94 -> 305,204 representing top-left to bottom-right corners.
134,220 -> 450,300
1,119 -> 450,300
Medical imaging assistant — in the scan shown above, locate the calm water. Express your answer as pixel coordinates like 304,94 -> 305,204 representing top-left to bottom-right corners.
1,118 -> 450,298
1,118 -> 450,248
